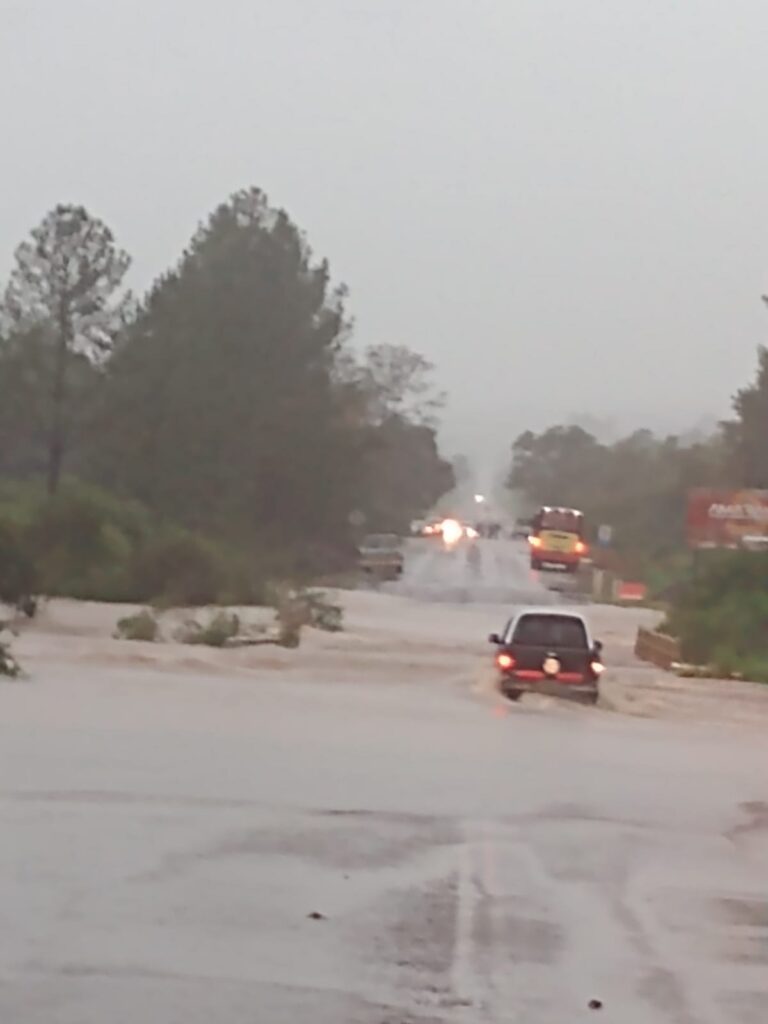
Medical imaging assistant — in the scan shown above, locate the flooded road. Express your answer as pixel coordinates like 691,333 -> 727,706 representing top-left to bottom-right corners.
2,546 -> 767,1022
389,536 -> 566,604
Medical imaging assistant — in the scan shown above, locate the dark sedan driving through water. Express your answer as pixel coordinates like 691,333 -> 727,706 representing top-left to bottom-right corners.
489,607 -> 604,704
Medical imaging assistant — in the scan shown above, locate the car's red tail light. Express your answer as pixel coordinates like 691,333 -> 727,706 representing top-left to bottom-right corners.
497,653 -> 515,670
590,661 -> 605,676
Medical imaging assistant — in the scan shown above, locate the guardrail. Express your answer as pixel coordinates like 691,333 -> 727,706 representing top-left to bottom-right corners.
634,627 -> 680,670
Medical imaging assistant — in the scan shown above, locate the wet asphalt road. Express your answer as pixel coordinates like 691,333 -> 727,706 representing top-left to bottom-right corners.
2,542 -> 768,1023
389,536 -> 564,604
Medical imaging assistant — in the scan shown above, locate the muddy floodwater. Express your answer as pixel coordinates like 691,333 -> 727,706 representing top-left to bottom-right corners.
3,541 -> 768,1022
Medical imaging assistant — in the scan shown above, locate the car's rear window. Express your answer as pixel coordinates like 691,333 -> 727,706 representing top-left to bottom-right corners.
511,614 -> 588,648
539,510 -> 582,532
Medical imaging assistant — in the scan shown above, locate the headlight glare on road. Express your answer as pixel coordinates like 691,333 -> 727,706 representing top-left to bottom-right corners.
440,519 -> 463,546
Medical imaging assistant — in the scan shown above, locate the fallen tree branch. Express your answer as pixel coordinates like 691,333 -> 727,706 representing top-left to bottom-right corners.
223,634 -> 286,648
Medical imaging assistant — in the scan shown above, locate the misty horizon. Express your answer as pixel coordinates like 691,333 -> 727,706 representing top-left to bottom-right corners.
3,0 -> 767,481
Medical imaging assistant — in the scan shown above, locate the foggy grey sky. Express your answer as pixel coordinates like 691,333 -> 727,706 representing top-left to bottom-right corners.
3,0 -> 768,477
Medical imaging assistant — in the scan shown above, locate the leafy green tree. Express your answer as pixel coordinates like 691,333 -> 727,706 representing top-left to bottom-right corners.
724,345 -> 768,486
94,188 -> 456,557
1,205 -> 130,493
94,188 -> 357,551
508,426 -> 604,510
357,343 -> 445,427
338,344 -> 454,532
359,415 -> 455,533
0,326 -> 99,480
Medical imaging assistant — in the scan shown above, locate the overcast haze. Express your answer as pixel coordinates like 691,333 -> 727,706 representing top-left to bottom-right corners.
3,0 -> 768,477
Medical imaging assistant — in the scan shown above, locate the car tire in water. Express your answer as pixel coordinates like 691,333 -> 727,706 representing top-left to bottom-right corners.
501,687 -> 523,702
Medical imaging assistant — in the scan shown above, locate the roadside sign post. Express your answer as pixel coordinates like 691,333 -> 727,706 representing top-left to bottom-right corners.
597,524 -> 613,547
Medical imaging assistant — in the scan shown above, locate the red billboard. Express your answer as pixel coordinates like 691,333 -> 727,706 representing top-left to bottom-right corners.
687,489 -> 768,548
614,581 -> 648,602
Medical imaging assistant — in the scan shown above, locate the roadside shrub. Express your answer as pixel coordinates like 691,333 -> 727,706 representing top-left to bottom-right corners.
0,478 -> 268,608
723,655 -> 768,685
22,482 -> 149,601
214,555 -> 270,607
643,549 -> 695,602
0,520 -> 38,609
266,586 -> 342,647
0,636 -> 22,678
115,609 -> 161,642
133,530 -> 233,606
176,611 -> 241,647
298,589 -> 343,632
663,551 -> 768,676
276,618 -> 302,649
268,585 -> 304,648
0,481 -> 44,528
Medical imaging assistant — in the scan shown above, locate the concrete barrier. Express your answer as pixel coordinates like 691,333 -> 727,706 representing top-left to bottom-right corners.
634,627 -> 680,670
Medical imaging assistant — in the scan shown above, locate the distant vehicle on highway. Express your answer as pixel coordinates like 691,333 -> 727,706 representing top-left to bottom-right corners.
528,506 -> 588,573
357,533 -> 404,581
417,518 -> 478,543
489,608 -> 603,704
511,517 -> 532,539
439,517 -> 479,546
474,521 -> 501,539
419,517 -> 444,537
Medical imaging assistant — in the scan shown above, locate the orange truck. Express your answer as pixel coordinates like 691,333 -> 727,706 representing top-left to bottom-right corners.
528,506 -> 588,573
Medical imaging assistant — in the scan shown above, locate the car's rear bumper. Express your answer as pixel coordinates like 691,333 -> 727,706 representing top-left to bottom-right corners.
499,673 -> 598,702
532,550 -> 580,565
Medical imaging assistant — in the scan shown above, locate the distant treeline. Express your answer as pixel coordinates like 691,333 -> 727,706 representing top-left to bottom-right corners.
506,345 -> 768,578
